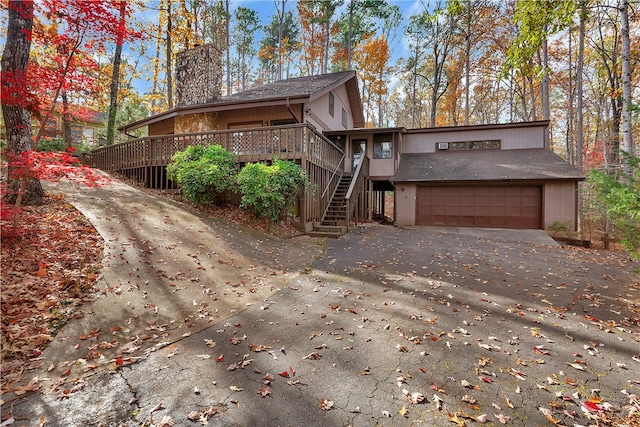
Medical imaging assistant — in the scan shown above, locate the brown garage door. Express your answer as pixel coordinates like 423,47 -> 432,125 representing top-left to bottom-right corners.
417,186 -> 542,229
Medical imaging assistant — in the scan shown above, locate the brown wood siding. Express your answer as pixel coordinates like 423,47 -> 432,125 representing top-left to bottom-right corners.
218,106 -> 295,129
417,185 -> 542,229
149,117 -> 175,136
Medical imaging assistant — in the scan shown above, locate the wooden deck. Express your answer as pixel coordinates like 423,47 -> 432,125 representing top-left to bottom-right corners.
83,124 -> 351,225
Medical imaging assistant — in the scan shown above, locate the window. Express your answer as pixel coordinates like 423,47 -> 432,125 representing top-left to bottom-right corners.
373,134 -> 393,159
484,140 -> 500,149
441,140 -> 502,151
352,139 -> 367,168
342,108 -> 348,127
329,92 -> 334,117
271,119 -> 297,126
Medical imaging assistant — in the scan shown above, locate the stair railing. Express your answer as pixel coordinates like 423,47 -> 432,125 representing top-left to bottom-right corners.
320,153 -> 346,199
345,155 -> 369,229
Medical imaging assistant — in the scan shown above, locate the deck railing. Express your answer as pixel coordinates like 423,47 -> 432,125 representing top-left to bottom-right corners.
84,124 -> 345,225
345,155 -> 370,227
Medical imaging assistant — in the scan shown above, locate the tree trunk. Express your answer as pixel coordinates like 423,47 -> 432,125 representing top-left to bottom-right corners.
166,0 -> 173,109
567,29 -> 574,165
576,2 -> 586,235
464,0 -> 471,126
62,91 -> 73,147
225,0 -> 231,95
277,0 -> 285,80
1,0 -> 44,205
619,0 -> 633,165
541,39 -> 550,122
107,1 -> 126,145
347,0 -> 353,70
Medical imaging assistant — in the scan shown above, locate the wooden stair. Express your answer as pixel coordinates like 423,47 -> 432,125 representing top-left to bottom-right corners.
308,175 -> 352,238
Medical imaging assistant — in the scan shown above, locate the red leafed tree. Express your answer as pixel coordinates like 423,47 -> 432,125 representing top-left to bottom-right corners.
2,0 -> 138,207
2,0 -> 131,235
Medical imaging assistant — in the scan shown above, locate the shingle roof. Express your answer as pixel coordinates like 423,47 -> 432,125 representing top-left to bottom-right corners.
391,149 -> 584,182
209,71 -> 356,104
121,70 -> 363,132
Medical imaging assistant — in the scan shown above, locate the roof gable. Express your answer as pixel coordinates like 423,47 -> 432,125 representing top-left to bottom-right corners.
121,71 -> 364,132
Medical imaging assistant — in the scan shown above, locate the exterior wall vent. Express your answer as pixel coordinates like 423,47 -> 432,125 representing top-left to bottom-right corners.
437,142 -> 449,150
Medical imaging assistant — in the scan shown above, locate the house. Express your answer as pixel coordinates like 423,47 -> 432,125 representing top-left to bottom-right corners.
87,44 -> 583,235
44,108 -> 105,146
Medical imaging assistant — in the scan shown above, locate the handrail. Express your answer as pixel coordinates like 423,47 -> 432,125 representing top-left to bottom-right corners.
320,152 -> 346,198
345,155 -> 369,227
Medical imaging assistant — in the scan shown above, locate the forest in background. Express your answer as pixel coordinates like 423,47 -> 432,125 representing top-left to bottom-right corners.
1,0 -> 637,166
0,0 -> 638,248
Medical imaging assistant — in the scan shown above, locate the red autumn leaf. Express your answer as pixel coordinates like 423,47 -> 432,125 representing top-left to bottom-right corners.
217,354 -> 224,362
533,346 -> 551,355
582,400 -> 602,412
278,371 -> 289,378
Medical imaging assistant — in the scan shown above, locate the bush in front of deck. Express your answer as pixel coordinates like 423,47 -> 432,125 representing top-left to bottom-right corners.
167,145 -> 237,205
237,159 -> 308,222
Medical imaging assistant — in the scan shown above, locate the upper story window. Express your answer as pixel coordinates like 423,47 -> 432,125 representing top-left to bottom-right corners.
373,133 -> 393,159
341,108 -> 348,128
329,92 -> 334,117
442,139 -> 501,151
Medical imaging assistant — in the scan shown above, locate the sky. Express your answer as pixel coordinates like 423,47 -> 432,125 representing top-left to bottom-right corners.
130,0 -> 427,95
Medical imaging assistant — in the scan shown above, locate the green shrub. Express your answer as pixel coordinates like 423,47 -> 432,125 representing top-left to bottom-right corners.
237,159 -> 308,222
587,153 -> 640,260
37,137 -> 66,152
166,144 -> 237,205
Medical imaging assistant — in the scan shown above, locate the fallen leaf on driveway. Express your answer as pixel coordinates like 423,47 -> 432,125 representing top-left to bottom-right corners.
257,385 -> 272,397
320,398 -> 334,410
302,352 -> 322,360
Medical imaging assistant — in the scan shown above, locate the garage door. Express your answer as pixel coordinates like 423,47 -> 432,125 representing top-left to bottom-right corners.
417,186 -> 542,229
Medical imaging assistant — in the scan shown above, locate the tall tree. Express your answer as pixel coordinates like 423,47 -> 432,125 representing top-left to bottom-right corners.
412,3 -> 459,127
353,35 -> 390,126
505,0 -> 576,139
166,0 -> 174,109
619,0 -> 634,164
405,13 -> 429,128
1,0 -> 43,204
259,7 -> 299,82
231,6 -> 260,91
591,4 -> 623,168
298,0 -> 341,75
106,1 -> 127,145
334,0 -> 400,71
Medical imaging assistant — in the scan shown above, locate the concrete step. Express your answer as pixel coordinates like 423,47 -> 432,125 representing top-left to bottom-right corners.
308,224 -> 347,238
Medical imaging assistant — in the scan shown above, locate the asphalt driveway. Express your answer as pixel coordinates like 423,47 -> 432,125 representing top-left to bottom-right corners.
3,178 -> 639,426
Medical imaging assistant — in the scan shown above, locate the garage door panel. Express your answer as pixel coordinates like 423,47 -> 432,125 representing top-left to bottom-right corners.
417,185 -> 541,229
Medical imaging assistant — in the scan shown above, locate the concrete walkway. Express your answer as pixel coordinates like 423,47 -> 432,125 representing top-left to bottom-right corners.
3,176 -> 639,426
